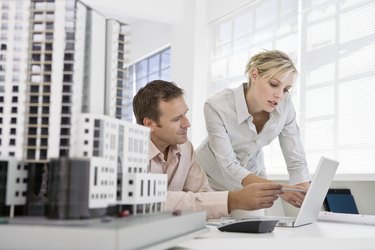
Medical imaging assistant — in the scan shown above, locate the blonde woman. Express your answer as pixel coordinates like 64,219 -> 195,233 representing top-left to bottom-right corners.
196,50 -> 310,208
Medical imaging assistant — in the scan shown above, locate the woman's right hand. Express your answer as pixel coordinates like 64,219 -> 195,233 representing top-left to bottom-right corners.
280,184 -> 308,208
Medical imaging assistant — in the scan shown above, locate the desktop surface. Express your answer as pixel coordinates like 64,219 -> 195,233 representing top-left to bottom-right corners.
172,221 -> 375,250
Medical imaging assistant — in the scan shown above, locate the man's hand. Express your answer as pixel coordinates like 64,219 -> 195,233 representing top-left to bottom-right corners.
227,183 -> 283,213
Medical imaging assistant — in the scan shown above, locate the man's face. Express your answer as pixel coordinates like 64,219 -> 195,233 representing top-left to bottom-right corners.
149,96 -> 191,149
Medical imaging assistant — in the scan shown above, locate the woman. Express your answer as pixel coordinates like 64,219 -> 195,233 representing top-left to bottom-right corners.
196,50 -> 310,208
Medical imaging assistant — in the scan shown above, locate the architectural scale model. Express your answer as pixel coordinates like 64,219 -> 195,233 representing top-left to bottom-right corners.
0,0 -> 167,219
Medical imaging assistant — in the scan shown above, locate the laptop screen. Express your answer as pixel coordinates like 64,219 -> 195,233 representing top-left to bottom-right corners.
294,156 -> 339,227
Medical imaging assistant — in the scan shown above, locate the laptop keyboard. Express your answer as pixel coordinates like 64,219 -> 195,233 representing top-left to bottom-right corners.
207,216 -> 296,227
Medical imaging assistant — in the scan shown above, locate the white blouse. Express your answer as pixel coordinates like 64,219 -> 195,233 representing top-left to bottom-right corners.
196,83 -> 310,191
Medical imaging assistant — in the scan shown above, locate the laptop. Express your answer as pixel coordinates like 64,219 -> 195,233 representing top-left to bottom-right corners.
276,156 -> 339,227
211,156 -> 339,229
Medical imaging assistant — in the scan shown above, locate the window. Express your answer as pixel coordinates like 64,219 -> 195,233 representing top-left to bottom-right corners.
123,46 -> 171,122
209,0 -> 375,175
135,47 -> 171,91
30,85 -> 39,93
9,138 -> 15,145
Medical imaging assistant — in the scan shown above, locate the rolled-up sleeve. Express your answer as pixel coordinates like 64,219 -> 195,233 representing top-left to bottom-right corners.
166,190 -> 229,219
158,141 -> 230,219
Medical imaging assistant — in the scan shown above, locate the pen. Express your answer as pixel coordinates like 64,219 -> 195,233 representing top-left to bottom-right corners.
281,187 -> 307,193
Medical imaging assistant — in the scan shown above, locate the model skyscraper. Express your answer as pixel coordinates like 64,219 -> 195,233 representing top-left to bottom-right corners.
0,0 -> 167,219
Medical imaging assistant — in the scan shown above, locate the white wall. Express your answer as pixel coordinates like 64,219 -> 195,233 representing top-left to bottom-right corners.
128,0 -> 209,147
170,0 -> 209,147
130,20 -> 172,62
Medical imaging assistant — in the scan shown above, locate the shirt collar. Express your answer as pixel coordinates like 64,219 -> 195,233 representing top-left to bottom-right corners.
234,82 -> 284,123
149,140 -> 181,160
234,83 -> 251,124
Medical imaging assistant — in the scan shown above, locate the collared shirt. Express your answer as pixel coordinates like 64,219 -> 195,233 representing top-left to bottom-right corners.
196,83 -> 310,191
149,140 -> 228,219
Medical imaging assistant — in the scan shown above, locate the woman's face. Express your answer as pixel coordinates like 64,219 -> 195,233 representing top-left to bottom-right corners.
250,68 -> 296,113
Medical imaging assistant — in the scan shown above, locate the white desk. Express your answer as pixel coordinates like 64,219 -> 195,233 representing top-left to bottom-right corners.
173,221 -> 375,250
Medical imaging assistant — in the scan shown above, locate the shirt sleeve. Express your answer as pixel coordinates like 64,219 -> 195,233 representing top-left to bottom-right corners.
279,104 -> 311,184
166,142 -> 229,219
165,190 -> 229,219
204,102 -> 251,185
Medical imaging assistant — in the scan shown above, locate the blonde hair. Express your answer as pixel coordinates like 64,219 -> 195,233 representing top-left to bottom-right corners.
245,50 -> 297,83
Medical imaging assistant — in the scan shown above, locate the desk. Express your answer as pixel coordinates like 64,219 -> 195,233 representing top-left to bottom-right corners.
173,221 -> 375,250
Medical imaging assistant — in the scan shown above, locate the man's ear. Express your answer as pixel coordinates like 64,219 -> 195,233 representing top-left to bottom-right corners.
143,117 -> 155,132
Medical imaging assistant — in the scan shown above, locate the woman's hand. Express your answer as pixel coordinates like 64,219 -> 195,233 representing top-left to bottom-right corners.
280,182 -> 310,208
242,174 -> 311,208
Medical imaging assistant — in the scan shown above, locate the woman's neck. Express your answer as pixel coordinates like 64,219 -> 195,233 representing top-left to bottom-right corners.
245,84 -> 262,116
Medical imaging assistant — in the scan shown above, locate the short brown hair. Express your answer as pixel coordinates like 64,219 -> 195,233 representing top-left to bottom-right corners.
133,80 -> 184,125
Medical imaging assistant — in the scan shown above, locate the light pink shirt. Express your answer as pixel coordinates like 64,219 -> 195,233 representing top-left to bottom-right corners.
149,140 -> 228,219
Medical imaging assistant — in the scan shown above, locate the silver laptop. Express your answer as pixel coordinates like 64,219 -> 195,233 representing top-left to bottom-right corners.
276,156 -> 339,227
209,156 -> 339,229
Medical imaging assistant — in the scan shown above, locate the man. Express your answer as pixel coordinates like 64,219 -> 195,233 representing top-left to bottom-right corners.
133,80 -> 283,219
